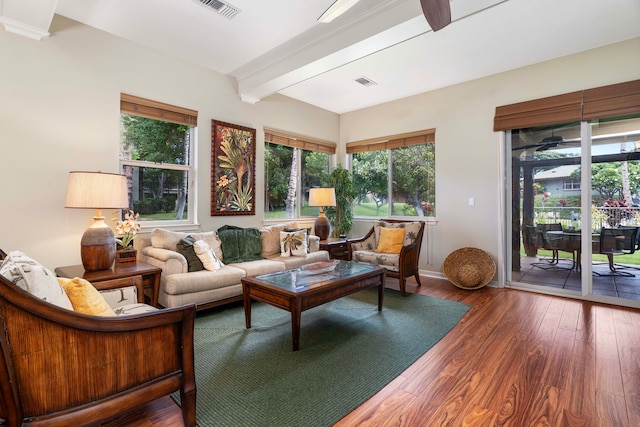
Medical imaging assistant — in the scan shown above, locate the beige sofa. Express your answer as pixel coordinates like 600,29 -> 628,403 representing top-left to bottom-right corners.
137,222 -> 329,310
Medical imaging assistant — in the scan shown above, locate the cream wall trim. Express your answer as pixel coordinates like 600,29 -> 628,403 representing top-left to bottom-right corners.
0,0 -> 57,40
0,16 -> 50,40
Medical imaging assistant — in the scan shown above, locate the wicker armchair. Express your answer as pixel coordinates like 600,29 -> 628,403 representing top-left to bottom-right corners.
0,273 -> 197,427
348,219 -> 425,296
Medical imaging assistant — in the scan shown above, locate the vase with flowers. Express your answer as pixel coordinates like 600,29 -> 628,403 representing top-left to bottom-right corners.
112,209 -> 140,263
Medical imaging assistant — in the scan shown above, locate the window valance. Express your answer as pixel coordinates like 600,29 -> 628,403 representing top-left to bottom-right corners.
494,79 -> 640,131
120,93 -> 198,126
264,128 -> 336,154
346,129 -> 435,154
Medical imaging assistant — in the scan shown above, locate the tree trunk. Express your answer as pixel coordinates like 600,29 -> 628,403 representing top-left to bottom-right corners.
620,143 -> 632,204
285,148 -> 298,218
175,132 -> 189,220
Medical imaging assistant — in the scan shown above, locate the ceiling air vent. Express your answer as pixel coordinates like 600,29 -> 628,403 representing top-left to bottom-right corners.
355,77 -> 377,87
194,0 -> 240,19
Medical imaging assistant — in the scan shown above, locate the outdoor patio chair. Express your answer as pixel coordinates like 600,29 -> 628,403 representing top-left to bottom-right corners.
525,223 -> 575,270
594,226 -> 640,276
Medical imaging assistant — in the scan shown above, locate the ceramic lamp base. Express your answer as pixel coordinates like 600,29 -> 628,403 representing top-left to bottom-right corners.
314,213 -> 331,241
80,217 -> 116,271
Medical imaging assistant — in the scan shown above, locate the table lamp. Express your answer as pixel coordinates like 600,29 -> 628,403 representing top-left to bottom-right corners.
308,187 -> 336,240
65,171 -> 129,271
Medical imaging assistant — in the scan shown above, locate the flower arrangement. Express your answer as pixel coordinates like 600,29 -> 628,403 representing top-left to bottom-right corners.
112,209 -> 140,249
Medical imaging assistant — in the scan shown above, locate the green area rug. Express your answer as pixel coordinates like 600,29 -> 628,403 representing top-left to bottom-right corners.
176,288 -> 470,427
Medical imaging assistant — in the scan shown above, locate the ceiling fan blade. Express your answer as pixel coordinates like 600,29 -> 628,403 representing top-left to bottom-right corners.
420,0 -> 451,32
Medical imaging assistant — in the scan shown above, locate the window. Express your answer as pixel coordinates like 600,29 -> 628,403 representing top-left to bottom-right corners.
264,129 -> 335,219
120,94 -> 197,226
563,179 -> 580,190
348,129 -> 436,217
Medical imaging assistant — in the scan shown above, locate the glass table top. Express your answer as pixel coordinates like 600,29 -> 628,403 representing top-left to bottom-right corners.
253,260 -> 380,292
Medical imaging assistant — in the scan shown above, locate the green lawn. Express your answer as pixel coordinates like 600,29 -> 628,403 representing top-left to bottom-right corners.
265,202 -> 414,219
524,248 -> 640,265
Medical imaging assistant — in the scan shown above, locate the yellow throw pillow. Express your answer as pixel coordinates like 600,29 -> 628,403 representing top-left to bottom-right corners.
376,227 -> 406,254
58,277 -> 116,317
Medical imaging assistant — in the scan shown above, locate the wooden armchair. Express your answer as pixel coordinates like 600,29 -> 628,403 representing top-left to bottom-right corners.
348,219 -> 425,296
0,273 -> 197,427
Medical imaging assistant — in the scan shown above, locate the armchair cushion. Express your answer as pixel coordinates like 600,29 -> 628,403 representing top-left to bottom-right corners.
374,220 -> 423,247
57,277 -> 116,317
0,251 -> 73,310
376,227 -> 406,254
351,251 -> 400,272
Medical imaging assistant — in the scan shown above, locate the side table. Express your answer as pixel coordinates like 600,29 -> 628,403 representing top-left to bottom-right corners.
319,238 -> 350,260
55,261 -> 162,307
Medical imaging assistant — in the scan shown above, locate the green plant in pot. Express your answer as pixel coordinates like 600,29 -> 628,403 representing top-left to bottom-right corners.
325,164 -> 357,238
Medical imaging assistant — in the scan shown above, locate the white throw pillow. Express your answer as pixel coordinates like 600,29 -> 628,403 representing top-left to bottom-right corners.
193,240 -> 224,271
0,251 -> 73,310
279,230 -> 308,257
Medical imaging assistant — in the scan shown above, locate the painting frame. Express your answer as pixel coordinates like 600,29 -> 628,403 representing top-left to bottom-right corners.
211,120 -> 256,216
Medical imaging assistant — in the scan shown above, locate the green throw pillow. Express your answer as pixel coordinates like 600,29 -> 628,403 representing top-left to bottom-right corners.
176,235 -> 205,272
217,225 -> 263,264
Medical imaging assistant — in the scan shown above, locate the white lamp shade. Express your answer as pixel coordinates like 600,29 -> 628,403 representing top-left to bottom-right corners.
65,171 -> 129,209
308,188 -> 336,207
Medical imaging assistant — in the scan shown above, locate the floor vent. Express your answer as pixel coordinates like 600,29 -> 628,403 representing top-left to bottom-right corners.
194,0 -> 240,19
355,77 -> 377,87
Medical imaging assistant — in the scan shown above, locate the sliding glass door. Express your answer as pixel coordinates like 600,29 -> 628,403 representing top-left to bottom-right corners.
508,115 -> 640,307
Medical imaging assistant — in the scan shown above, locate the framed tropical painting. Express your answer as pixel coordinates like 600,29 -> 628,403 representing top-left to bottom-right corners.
211,120 -> 256,216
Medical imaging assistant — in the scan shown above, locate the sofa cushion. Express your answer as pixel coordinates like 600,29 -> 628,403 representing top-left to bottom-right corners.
57,277 -> 116,317
376,227 -> 406,254
151,229 -> 223,260
267,250 -> 329,269
284,227 -> 312,253
228,259 -> 286,276
0,251 -> 73,310
217,225 -> 263,263
176,236 -> 205,272
279,229 -> 308,257
193,240 -> 224,271
163,266 -> 247,295
259,222 -> 298,257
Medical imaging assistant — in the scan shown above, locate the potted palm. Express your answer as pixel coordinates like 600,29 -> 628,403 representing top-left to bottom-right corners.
325,164 -> 358,238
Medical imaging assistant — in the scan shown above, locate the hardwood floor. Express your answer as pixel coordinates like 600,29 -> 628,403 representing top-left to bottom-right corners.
110,276 -> 640,427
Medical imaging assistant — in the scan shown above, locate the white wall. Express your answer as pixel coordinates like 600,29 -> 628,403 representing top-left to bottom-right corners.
341,37 -> 640,276
0,15 -> 339,269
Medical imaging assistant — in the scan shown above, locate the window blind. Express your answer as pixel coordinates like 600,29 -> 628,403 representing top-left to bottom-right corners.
264,128 -> 336,154
583,80 -> 640,121
346,129 -> 435,154
494,79 -> 640,131
493,92 -> 583,131
120,93 -> 198,126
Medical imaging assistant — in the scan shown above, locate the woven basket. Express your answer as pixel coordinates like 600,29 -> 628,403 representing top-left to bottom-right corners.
443,247 -> 496,290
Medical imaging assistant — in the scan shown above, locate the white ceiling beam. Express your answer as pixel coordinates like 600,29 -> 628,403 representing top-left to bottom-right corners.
233,0 -> 425,104
0,0 -> 58,40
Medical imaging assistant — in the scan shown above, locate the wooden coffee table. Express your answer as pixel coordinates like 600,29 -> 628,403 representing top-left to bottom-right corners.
242,260 -> 386,351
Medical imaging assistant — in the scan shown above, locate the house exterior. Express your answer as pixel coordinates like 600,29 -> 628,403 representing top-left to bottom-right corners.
0,13 -> 639,281
534,165 -> 581,197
